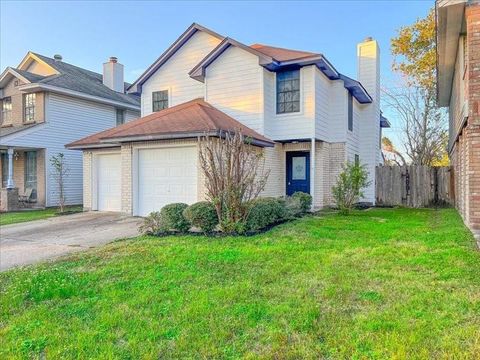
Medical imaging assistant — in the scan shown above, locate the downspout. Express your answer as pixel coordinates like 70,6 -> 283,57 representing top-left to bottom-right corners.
310,138 -> 315,211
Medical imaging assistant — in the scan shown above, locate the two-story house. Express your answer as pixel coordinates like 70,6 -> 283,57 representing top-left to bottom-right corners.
0,52 -> 140,211
436,0 -> 480,234
67,23 -> 388,216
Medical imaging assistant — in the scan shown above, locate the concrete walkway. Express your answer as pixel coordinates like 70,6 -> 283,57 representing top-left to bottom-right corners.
0,212 -> 141,271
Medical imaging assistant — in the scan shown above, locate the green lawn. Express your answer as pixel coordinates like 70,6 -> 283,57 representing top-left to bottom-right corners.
1,208 -> 479,359
0,206 -> 83,226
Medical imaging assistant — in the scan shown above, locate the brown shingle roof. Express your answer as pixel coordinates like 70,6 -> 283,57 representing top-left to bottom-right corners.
66,98 -> 274,148
250,44 -> 318,62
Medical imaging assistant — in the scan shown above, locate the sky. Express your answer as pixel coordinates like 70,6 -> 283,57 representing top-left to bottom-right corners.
0,0 -> 433,143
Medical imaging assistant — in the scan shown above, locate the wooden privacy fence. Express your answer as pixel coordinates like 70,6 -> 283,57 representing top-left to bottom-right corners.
375,166 -> 453,208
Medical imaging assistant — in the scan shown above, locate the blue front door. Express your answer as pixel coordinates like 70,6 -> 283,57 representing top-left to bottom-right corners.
286,151 -> 310,195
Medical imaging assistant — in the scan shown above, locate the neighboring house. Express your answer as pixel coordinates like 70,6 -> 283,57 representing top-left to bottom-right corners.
436,0 -> 480,232
0,52 -> 140,210
67,23 -> 389,216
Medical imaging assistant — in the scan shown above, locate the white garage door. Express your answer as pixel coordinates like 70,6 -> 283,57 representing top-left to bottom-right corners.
137,146 -> 197,216
96,153 -> 121,212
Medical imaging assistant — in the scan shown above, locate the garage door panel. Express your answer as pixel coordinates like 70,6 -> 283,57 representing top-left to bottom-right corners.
137,147 -> 197,216
97,154 -> 121,212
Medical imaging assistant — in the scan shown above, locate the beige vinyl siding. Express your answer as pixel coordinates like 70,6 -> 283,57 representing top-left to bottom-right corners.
141,31 -> 222,116
206,46 -> 265,134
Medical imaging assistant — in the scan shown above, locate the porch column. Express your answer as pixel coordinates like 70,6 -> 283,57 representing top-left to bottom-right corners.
310,138 -> 315,210
6,147 -> 15,189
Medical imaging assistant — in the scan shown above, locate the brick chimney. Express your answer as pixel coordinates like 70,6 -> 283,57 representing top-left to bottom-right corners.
103,56 -> 124,93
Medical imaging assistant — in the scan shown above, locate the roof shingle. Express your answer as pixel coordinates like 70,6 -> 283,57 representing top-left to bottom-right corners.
66,98 -> 273,148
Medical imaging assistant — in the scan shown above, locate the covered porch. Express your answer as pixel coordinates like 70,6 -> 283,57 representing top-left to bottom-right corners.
0,146 -> 46,211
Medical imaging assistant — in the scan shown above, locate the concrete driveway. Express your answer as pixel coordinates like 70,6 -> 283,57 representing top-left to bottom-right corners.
0,212 -> 141,271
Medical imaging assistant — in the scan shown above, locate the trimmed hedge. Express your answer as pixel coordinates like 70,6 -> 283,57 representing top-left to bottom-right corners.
246,197 -> 286,231
160,203 -> 190,233
140,192 -> 312,236
183,201 -> 218,233
138,211 -> 163,235
292,192 -> 312,213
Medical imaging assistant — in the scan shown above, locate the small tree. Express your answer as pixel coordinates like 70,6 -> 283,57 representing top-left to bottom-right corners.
50,153 -> 69,213
332,162 -> 370,215
198,131 -> 270,233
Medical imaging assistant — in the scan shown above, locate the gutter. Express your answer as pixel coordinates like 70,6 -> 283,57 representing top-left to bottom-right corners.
104,130 -> 275,148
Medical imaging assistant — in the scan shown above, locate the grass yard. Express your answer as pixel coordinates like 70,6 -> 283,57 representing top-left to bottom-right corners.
1,208 -> 479,359
0,206 -> 83,226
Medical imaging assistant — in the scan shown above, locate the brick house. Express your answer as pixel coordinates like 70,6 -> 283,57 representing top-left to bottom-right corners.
437,0 -> 480,234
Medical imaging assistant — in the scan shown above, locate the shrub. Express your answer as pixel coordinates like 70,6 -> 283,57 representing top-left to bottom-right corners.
246,197 -> 286,231
291,192 -> 312,213
183,201 -> 218,233
283,196 -> 303,220
332,161 -> 370,215
159,203 -> 191,232
138,211 -> 163,235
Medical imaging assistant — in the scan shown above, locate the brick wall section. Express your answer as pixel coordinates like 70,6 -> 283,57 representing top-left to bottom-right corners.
452,3 -> 480,230
0,76 -> 45,127
82,139 -> 347,215
82,151 -> 92,210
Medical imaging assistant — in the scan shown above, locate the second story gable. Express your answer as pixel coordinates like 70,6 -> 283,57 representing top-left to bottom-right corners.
0,52 -> 140,134
130,23 -> 381,144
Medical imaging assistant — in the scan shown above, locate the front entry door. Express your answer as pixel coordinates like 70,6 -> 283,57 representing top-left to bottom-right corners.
286,151 -> 310,195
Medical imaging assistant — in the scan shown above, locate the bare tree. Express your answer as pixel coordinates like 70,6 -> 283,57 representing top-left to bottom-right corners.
382,136 -> 407,166
383,83 -> 447,166
198,131 -> 270,233
50,153 -> 69,213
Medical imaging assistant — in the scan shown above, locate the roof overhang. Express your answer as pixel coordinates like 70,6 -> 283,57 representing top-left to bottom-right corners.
436,0 -> 466,106
380,113 -> 391,128
189,37 -> 372,104
16,51 -> 60,75
102,130 -> 275,148
18,83 -> 140,111
0,67 -> 32,89
189,37 -> 276,81
66,143 -> 121,150
339,74 -> 373,104
127,23 -> 224,94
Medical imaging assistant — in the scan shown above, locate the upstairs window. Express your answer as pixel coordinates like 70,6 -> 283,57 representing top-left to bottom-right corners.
276,70 -> 300,114
355,154 -> 360,166
24,93 -> 36,122
348,93 -> 353,131
116,108 -> 125,126
1,97 -> 12,125
152,90 -> 168,112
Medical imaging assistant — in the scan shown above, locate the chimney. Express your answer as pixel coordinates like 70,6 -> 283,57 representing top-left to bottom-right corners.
357,37 -> 380,102
103,56 -> 124,93
356,37 -> 381,204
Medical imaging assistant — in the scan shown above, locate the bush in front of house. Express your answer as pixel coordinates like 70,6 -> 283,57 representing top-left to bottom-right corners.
291,192 -> 312,213
138,211 -> 163,235
246,197 -> 286,231
183,201 -> 218,233
332,161 -> 370,215
159,203 -> 191,233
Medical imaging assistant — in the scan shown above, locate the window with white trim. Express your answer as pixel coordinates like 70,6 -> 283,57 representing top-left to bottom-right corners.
1,97 -> 12,125
24,93 -> 36,122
